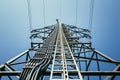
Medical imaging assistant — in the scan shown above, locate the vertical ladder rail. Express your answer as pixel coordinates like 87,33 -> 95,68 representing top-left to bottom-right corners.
59,22 -> 69,79
50,22 -> 83,80
50,25 -> 59,80
61,23 -> 83,80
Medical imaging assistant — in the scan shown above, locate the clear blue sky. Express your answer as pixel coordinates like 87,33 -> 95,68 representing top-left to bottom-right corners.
0,0 -> 120,71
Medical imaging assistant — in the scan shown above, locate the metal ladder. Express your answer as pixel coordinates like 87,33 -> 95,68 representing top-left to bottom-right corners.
50,22 -> 83,80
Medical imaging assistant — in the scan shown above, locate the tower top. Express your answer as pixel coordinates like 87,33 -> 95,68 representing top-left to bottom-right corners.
56,19 -> 59,23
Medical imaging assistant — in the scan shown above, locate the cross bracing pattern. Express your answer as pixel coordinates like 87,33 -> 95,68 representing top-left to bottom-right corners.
0,20 -> 120,80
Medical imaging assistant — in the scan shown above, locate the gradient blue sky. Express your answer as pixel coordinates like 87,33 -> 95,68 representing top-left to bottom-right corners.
0,0 -> 120,66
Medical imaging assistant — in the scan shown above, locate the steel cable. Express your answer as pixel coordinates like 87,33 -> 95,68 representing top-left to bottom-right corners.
19,25 -> 58,80
89,0 -> 94,41
75,0 -> 78,27
27,0 -> 33,42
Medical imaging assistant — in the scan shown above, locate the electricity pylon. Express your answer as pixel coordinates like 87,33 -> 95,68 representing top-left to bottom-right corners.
0,20 -> 120,80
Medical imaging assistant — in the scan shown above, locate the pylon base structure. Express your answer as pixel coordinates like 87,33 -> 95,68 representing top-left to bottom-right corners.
0,20 -> 120,80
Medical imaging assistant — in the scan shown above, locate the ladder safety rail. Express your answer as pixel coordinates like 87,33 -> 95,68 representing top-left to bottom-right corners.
50,22 -> 83,80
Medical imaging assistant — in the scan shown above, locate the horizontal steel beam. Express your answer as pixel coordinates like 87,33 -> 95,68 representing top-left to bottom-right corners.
69,42 -> 91,44
68,37 -> 79,39
75,56 -> 120,64
0,71 -> 21,76
43,71 -> 120,76
1,71 -> 120,76
31,42 -> 44,44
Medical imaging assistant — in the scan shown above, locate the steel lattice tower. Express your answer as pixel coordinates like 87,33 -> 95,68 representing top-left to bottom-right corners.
0,20 -> 120,80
